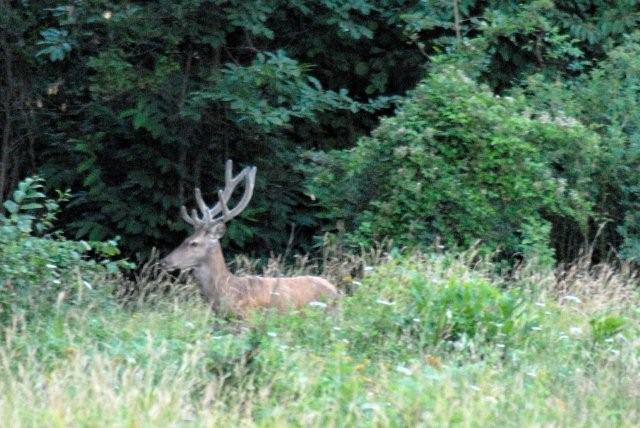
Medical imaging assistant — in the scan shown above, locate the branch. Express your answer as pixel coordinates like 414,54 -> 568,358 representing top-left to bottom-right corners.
453,0 -> 461,43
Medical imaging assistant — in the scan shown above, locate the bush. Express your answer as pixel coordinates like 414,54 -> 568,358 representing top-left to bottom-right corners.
340,254 -> 529,356
307,67 -> 599,263
0,177 -> 132,323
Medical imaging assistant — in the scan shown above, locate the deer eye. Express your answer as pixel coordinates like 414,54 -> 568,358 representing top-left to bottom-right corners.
189,241 -> 199,247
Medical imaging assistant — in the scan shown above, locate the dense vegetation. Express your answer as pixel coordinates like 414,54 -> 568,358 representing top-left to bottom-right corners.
3,1 -> 640,262
1,197 -> 638,425
308,67 -> 598,263
2,2 -> 640,425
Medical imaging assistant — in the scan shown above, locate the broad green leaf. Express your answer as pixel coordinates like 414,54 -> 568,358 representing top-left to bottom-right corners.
3,200 -> 19,214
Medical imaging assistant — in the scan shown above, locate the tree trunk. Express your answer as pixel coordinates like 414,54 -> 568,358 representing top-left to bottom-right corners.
452,0 -> 461,43
0,34 -> 14,200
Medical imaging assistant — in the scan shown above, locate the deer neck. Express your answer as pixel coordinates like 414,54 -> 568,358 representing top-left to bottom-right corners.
193,241 -> 234,302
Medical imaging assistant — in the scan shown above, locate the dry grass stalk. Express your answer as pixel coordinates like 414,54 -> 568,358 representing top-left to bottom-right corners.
554,252 -> 639,311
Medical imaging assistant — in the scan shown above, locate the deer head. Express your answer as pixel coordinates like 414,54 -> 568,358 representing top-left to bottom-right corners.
161,160 -> 257,272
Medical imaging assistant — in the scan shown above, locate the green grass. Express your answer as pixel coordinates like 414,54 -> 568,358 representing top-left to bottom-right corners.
1,253 -> 639,427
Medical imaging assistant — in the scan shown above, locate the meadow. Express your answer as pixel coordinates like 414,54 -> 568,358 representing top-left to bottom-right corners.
1,248 -> 638,427
4,3 -> 640,426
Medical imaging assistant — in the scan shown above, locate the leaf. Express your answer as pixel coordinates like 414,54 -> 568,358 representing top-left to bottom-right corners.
3,200 -> 19,214
13,190 -> 26,203
20,203 -> 44,210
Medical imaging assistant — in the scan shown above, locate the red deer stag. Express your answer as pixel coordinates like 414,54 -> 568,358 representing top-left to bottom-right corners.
161,160 -> 338,317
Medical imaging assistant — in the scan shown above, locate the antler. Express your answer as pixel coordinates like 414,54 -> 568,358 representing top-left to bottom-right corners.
180,160 -> 257,228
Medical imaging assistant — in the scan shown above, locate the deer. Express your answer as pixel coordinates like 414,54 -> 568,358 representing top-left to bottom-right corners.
160,160 -> 338,317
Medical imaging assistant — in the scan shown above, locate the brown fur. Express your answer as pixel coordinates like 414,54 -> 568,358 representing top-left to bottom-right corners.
161,225 -> 338,317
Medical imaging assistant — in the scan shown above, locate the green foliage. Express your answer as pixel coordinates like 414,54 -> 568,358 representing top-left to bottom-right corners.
2,249 -> 638,425
0,177 -> 133,323
393,0 -> 640,92
185,50 -> 365,130
35,28 -> 72,62
590,314 -> 626,342
478,0 -> 589,87
3,0 -> 425,257
0,0 -> 422,255
342,255 -> 527,353
4,0 -> 640,262
2,176 -> 61,234
518,32 -> 640,261
550,0 -> 640,51
308,67 -> 598,261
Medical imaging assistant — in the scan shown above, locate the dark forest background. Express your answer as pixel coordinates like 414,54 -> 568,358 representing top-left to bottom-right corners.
3,0 -> 640,265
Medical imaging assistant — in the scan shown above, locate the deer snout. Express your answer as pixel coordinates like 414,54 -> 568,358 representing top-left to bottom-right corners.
159,256 -> 176,271
160,251 -> 194,272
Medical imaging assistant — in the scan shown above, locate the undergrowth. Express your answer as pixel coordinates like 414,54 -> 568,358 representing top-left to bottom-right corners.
1,250 -> 639,427
1,178 -> 638,426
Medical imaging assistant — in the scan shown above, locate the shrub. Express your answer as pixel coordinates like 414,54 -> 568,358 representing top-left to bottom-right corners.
0,177 -> 133,323
342,254 -> 528,355
307,67 -> 599,264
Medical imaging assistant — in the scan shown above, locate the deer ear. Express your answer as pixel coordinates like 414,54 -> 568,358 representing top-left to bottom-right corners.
207,223 -> 226,240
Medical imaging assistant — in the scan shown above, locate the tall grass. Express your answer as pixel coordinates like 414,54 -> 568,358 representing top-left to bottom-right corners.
1,250 -> 638,427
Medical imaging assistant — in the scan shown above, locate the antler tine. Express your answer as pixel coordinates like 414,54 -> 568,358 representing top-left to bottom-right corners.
225,159 -> 233,184
208,161 -> 253,219
180,205 -> 195,226
208,163 -> 257,224
179,205 -> 206,227
179,188 -> 213,228
190,208 -> 200,224
218,165 -> 257,222
218,189 -> 232,219
194,188 -> 212,224
179,162 -> 256,229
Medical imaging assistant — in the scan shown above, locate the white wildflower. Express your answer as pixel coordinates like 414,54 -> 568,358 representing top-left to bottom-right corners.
395,365 -> 412,376
308,301 -> 327,308
569,327 -> 582,336
361,402 -> 382,411
561,295 -> 582,304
